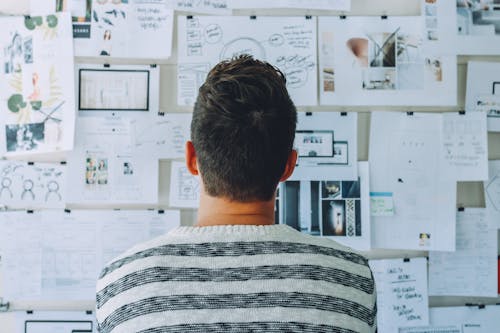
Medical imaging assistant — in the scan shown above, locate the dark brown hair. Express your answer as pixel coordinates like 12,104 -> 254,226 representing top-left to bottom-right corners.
191,55 -> 297,202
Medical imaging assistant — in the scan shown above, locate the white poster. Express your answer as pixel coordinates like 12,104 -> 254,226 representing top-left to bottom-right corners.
67,117 -> 158,206
169,160 -> 200,208
0,209 -> 180,301
177,16 -> 318,106
15,310 -> 97,333
430,304 -> 500,332
429,208 -> 498,297
229,0 -> 351,11
370,112 -> 457,251
0,160 -> 66,209
290,112 -> 357,181
278,162 -> 370,250
76,63 -> 160,116
133,112 -> 192,159
369,258 -> 429,333
318,16 -> 457,106
465,61 -> 500,132
0,13 -> 76,157
69,0 -> 174,59
456,0 -> 500,55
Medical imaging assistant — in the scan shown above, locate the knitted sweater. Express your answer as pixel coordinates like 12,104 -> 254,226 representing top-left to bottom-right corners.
96,224 -> 377,333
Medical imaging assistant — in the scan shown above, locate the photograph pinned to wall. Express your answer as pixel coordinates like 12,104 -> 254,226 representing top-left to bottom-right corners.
169,160 -> 200,208
68,0 -> 174,59
456,0 -> 500,54
465,61 -> 500,132
0,160 -> 66,209
133,112 -> 192,159
277,162 -> 370,251
57,0 -> 95,40
67,116 -> 158,206
177,15 -> 318,106
370,112 -> 457,251
0,13 -> 76,158
290,112 -> 357,181
76,64 -> 160,116
318,16 -> 457,106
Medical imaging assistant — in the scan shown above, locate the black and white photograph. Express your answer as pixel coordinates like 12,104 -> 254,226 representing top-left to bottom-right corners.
5,123 -> 44,152
295,130 -> 334,157
457,0 -> 500,36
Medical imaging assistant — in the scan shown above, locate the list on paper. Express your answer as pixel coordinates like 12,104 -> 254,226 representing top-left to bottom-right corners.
429,208 -> 498,297
369,258 -> 429,333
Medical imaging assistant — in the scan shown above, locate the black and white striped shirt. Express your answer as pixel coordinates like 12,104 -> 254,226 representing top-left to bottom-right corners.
96,225 -> 377,333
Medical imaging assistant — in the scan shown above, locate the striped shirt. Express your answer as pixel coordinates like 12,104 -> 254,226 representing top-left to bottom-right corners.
96,225 -> 377,333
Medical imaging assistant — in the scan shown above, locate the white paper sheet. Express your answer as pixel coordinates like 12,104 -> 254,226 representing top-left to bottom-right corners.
420,0 -> 457,55
0,13 -> 76,157
429,208 -> 498,297
76,64 -> 160,116
465,61 -> 500,132
441,112 -> 488,181
369,258 -> 429,333
15,310 -> 97,333
169,160 -> 200,208
67,117 -> 159,206
0,160 -> 66,209
0,0 -> 55,15
0,211 -> 42,300
484,160 -> 500,228
0,209 -> 180,301
229,0 -> 351,11
370,112 -> 457,251
70,0 -> 173,59
177,16 -> 318,106
169,0 -> 231,14
318,16 -> 457,106
399,326 -> 460,333
133,112 -> 192,159
456,0 -> 500,55
430,304 -> 500,332
278,162 -> 370,250
290,112 -> 357,181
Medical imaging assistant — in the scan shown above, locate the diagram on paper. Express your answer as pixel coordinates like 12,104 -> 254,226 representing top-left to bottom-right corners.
178,16 -> 318,106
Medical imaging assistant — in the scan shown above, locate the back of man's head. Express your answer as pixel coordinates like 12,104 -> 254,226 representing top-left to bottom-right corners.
192,55 -> 297,202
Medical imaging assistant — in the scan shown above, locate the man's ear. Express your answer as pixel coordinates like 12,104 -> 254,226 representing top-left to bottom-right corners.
185,141 -> 199,176
279,149 -> 297,182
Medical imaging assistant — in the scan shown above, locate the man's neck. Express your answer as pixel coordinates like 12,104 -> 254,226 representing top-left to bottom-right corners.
196,192 -> 275,227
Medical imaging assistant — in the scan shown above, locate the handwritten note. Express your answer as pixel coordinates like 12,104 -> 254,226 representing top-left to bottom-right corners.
171,0 -> 231,14
442,112 -> 488,181
369,258 -> 429,333
177,16 -> 318,106
370,192 -> 394,216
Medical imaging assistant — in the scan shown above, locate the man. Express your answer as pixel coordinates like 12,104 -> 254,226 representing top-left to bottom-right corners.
96,55 -> 377,333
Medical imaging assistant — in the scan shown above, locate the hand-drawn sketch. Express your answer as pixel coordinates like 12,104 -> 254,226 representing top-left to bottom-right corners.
277,162 -> 370,251
319,16 -> 456,106
0,160 -> 66,209
178,16 -> 318,106
169,161 -> 200,208
67,0 -> 174,58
